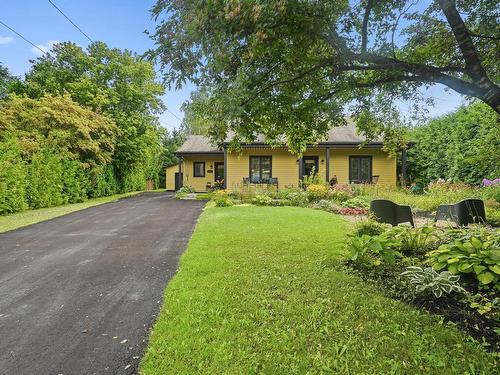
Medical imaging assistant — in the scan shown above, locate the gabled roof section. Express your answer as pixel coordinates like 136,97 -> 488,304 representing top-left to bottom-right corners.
176,123 -> 384,154
176,135 -> 223,154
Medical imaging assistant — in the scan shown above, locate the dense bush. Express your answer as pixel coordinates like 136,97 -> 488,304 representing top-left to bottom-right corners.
329,184 -> 355,202
0,137 -> 27,214
408,102 -> 500,185
306,184 -> 329,201
211,190 -> 233,207
26,147 -> 64,209
61,160 -> 89,204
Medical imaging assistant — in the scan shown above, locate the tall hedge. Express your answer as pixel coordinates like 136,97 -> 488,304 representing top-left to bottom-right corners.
26,147 -> 64,209
408,103 -> 500,185
0,138 -> 27,214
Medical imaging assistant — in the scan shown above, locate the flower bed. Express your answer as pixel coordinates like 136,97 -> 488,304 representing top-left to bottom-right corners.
344,220 -> 500,350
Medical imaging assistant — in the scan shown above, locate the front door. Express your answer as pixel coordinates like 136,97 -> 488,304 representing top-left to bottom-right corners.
301,156 -> 319,179
214,162 -> 224,182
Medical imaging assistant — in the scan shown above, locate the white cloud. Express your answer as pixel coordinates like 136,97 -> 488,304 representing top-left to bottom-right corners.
0,36 -> 14,45
31,40 -> 60,56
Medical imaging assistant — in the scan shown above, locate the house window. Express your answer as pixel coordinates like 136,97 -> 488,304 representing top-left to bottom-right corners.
249,156 -> 272,183
349,156 -> 372,183
193,162 -> 205,177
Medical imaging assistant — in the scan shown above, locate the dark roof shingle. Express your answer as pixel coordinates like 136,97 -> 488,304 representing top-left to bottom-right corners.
177,122 -> 382,154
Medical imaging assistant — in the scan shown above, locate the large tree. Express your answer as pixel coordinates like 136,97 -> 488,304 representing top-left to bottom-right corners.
149,0 -> 499,153
17,42 -> 166,187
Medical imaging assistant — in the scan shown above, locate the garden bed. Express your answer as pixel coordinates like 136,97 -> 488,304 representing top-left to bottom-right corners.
343,220 -> 500,352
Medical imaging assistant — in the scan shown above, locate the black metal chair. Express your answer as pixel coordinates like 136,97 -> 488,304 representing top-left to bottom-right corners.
370,199 -> 415,227
434,199 -> 486,226
268,177 -> 279,191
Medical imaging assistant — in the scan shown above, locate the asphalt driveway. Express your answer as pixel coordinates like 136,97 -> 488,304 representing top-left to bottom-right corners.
0,192 -> 205,375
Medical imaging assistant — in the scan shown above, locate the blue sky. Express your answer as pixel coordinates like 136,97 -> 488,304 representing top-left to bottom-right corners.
0,1 -> 467,130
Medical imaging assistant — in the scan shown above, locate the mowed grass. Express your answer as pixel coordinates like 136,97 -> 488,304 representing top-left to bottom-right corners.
0,191 -> 145,233
141,206 -> 497,374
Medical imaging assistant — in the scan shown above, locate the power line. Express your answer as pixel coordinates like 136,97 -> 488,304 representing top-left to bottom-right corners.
47,0 -> 93,43
165,106 -> 182,122
0,20 -> 49,55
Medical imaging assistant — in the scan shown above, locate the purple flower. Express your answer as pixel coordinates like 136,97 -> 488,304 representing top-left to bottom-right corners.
483,178 -> 500,187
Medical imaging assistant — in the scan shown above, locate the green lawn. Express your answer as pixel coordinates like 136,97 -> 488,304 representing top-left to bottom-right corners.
141,206 -> 497,374
0,191 -> 145,233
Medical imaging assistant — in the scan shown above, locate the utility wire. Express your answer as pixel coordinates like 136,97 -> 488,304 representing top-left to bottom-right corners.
0,20 -> 49,55
47,0 -> 93,43
165,106 -> 182,122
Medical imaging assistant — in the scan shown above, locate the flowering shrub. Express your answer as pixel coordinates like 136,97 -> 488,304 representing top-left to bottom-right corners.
252,194 -> 273,206
329,184 -> 354,202
211,190 -> 233,207
483,178 -> 500,187
306,184 -> 329,201
427,179 -> 472,192
310,199 -> 340,213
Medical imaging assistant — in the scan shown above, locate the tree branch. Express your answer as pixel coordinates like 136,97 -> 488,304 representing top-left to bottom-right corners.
469,31 -> 500,41
437,0 -> 488,83
437,0 -> 500,112
361,0 -> 374,55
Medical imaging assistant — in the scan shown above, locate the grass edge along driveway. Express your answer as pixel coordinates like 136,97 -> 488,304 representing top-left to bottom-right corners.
141,206 -> 497,374
0,190 -> 148,233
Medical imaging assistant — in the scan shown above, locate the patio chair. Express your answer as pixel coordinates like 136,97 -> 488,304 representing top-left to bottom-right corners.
268,177 -> 279,191
434,199 -> 486,226
370,199 -> 415,227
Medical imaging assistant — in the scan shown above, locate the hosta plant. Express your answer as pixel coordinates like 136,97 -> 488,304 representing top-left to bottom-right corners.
428,237 -> 500,288
401,266 -> 465,298
341,197 -> 369,209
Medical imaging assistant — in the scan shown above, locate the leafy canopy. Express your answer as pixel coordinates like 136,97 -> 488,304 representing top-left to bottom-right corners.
15,41 -> 166,183
149,0 -> 499,153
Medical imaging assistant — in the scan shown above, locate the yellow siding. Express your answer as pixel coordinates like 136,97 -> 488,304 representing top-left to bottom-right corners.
165,165 -> 177,190
176,147 -> 396,192
181,156 -> 224,192
303,147 -> 327,182
329,148 -> 396,186
227,148 -> 299,190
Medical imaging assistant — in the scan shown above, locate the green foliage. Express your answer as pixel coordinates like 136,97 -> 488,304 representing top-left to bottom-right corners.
89,165 -> 119,198
310,199 -> 340,213
211,190 -> 233,207
252,194 -> 273,206
341,197 -> 369,209
348,234 -> 402,266
61,160 -> 89,204
301,167 -> 322,187
391,225 -> 439,256
428,236 -> 500,288
26,147 -> 64,209
15,41 -> 165,192
305,183 -> 329,201
353,218 -> 387,237
159,129 -> 185,188
178,185 -> 196,194
408,103 -> 500,185
329,184 -> 355,202
149,1 -> 499,154
0,137 -> 27,214
401,266 -> 465,298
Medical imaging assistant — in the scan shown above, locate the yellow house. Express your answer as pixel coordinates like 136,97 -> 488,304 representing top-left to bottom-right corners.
166,123 -> 401,192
